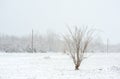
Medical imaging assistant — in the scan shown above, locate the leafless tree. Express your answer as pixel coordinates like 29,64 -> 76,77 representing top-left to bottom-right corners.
64,26 -> 94,70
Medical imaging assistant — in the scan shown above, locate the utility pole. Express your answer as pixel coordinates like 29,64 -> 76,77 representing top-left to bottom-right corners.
31,29 -> 34,53
107,38 -> 109,53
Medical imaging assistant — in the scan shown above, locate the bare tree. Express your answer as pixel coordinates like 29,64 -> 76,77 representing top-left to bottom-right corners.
64,26 -> 94,70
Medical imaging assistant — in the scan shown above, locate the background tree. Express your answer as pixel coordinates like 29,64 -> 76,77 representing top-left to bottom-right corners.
64,26 -> 94,70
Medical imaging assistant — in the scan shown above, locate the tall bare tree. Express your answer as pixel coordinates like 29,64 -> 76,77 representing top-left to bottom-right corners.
64,26 -> 94,70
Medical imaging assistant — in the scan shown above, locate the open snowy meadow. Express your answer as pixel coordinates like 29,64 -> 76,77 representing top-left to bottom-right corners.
0,52 -> 120,79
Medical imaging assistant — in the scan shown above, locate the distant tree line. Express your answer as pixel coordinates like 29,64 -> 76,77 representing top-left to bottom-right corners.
0,32 -> 120,53
0,32 -> 63,53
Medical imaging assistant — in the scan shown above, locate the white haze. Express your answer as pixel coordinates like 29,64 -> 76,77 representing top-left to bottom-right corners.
0,0 -> 120,44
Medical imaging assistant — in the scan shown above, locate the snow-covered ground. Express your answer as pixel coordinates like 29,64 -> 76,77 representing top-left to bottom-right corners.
0,52 -> 120,79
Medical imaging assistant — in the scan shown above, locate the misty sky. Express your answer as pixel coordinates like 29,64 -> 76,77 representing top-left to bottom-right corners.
0,0 -> 120,44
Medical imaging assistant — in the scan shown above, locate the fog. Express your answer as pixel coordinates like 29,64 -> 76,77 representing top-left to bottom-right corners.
0,0 -> 120,44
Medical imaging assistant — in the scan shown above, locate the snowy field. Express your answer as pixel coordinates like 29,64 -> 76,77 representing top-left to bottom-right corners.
0,52 -> 120,79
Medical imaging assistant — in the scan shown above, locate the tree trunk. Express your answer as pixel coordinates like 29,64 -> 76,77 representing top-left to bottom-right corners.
75,60 -> 82,70
75,64 -> 79,70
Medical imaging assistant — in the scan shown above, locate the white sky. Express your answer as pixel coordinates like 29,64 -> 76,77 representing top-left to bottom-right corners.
0,0 -> 120,44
